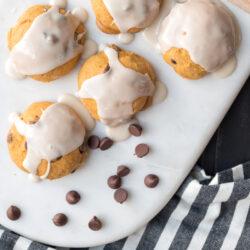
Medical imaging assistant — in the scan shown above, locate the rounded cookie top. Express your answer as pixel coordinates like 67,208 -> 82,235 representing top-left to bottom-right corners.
7,5 -> 86,82
7,102 -> 87,180
91,0 -> 161,34
78,45 -> 156,122
158,0 -> 236,79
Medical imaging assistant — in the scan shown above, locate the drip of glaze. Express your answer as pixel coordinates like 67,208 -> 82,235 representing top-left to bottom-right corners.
5,59 -> 26,80
72,8 -> 89,23
105,81 -> 167,141
50,0 -> 67,9
28,174 -> 41,183
103,0 -> 160,33
6,7 -> 84,79
99,43 -> 108,52
58,93 -> 96,131
213,55 -> 237,78
152,81 -> 168,105
117,33 -> 135,44
142,0 -> 175,53
105,119 -> 138,141
79,47 -> 155,127
9,103 -> 85,180
81,39 -> 98,60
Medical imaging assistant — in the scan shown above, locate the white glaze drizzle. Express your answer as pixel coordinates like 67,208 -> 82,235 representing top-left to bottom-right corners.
5,59 -> 25,80
81,39 -> 98,60
79,47 -> 155,127
50,0 -> 67,9
213,55 -> 237,78
158,0 -> 236,72
6,7 -> 84,79
9,103 -> 85,179
105,80 -> 167,141
152,81 -> 168,105
72,7 -> 89,23
105,119 -> 138,141
103,0 -> 160,33
58,93 -> 96,130
99,43 -> 108,52
117,33 -> 135,44
28,174 -> 41,183
143,0 -> 175,53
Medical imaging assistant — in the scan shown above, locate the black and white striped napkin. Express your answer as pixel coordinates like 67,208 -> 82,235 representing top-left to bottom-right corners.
0,162 -> 249,250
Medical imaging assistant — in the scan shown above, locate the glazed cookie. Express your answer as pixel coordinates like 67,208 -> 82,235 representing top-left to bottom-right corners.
91,0 -> 161,34
7,102 -> 87,180
78,44 -> 155,127
158,0 -> 237,79
7,5 -> 86,82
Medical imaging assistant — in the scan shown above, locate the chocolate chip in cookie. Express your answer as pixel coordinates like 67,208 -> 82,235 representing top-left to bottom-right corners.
7,133 -> 13,144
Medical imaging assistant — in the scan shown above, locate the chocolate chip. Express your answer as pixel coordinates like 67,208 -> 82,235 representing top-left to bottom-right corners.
103,64 -> 110,73
117,166 -> 130,177
28,121 -> 37,124
109,44 -> 122,52
144,174 -> 159,188
107,175 -> 122,189
135,144 -> 149,158
7,206 -> 21,221
114,189 -> 128,204
100,137 -> 113,151
171,59 -> 177,64
7,133 -> 13,144
129,124 -> 143,137
97,20 -> 104,27
24,141 -> 27,150
53,213 -> 68,226
87,136 -> 100,149
79,142 -> 85,153
66,190 -> 81,205
88,216 -> 102,231
71,169 -> 76,174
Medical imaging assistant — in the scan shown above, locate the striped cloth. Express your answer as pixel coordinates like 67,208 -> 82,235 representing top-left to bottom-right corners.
0,162 -> 249,250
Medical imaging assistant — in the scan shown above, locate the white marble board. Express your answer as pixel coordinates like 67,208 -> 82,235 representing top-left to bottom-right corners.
0,0 -> 249,247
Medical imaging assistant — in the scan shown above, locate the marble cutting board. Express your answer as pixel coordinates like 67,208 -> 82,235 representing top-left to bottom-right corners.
0,0 -> 249,247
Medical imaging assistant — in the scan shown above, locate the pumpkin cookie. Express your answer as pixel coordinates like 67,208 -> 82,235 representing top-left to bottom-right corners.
78,44 -> 155,125
7,102 -> 87,180
91,0 -> 161,34
7,5 -> 86,82
158,0 -> 237,79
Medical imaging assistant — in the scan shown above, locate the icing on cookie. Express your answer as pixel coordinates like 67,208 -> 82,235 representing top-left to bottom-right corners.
58,93 -> 96,130
9,103 -> 85,179
81,39 -> 98,60
117,33 -> 135,44
158,0 -> 236,72
6,7 -> 84,79
105,119 -> 138,141
79,47 -> 155,128
50,0 -> 67,9
152,81 -> 168,105
103,0 -> 160,33
72,7 -> 89,23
